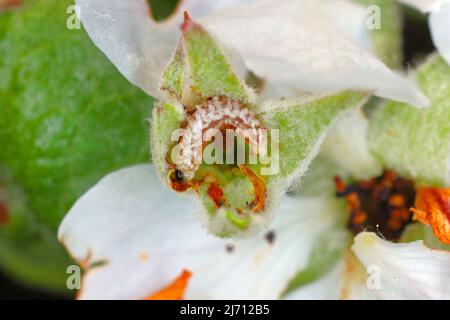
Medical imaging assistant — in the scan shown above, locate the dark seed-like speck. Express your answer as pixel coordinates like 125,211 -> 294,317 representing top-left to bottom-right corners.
225,243 -> 235,253
265,231 -> 275,245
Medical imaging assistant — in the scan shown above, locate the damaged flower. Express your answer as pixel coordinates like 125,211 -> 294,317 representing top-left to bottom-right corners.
56,0 -> 450,299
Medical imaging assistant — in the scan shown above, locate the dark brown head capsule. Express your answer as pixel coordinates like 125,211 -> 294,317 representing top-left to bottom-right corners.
174,169 -> 184,183
168,169 -> 190,193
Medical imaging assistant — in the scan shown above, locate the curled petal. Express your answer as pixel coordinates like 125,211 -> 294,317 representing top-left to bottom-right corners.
77,0 -> 428,105
75,0 -> 250,100
324,0 -> 371,51
59,165 -> 341,299
75,0 -> 176,99
178,0 -> 256,17
412,187 -> 450,244
352,232 -> 450,299
202,0 -> 429,106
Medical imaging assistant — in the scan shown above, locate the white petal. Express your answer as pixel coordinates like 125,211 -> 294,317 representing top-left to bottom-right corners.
78,0 -> 427,106
178,0 -> 256,17
59,164 -> 341,299
75,0 -> 175,99
58,164 -> 218,299
352,232 -> 450,299
337,252 -> 378,300
324,0 -> 372,51
74,0 -> 253,100
202,0 -> 429,106
397,0 -> 446,13
286,253 -> 379,300
321,108 -> 382,180
429,2 -> 450,65
187,197 -> 345,300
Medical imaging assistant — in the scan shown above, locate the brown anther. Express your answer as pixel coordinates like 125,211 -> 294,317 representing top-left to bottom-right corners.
359,180 -> 375,190
334,176 -> 346,194
335,170 -> 416,241
353,211 -> 367,225
387,218 -> 402,231
347,192 -> 361,211
383,170 -> 397,184
392,208 -> 410,221
389,194 -> 406,207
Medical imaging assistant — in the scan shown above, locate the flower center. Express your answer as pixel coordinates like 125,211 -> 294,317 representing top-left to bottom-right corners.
334,170 -> 416,241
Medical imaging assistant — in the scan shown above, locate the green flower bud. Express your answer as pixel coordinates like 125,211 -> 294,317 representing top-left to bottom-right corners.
152,15 -> 369,237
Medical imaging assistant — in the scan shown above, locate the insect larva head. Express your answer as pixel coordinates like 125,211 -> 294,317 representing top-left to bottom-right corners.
167,169 -> 191,193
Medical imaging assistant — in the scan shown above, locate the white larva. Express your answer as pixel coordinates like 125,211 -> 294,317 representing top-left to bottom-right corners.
175,97 -> 265,179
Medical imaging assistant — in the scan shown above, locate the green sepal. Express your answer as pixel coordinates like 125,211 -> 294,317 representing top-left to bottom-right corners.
369,54 -> 450,187
260,92 -> 368,182
161,45 -> 185,100
161,14 -> 255,106
150,101 -> 184,177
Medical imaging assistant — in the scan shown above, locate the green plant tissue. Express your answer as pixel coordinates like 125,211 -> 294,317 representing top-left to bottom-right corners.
0,0 -> 153,292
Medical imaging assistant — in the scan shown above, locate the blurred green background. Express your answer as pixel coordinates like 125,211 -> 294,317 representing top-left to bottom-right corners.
0,0 -> 432,299
0,0 -> 177,299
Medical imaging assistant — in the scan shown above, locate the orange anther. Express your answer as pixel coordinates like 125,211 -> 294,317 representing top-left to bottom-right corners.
347,192 -> 361,211
389,194 -> 406,207
334,176 -> 346,194
353,211 -> 367,225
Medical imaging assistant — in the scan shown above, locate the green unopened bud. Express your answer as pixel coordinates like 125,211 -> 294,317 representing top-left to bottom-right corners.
153,15 -> 369,237
161,12 -> 255,107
